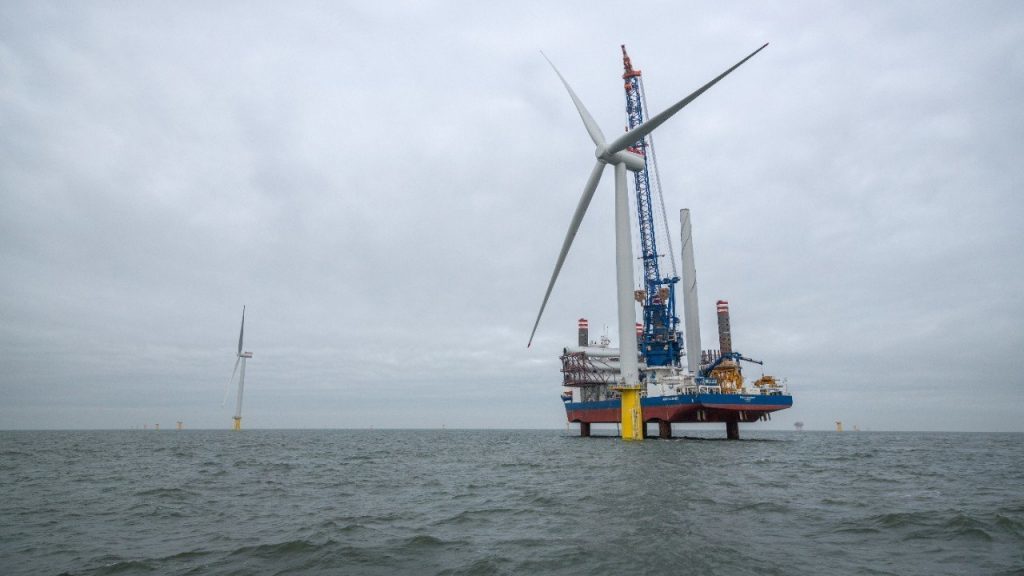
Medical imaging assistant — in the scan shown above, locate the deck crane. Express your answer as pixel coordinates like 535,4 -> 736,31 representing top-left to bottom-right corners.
620,46 -> 683,368
700,352 -> 763,378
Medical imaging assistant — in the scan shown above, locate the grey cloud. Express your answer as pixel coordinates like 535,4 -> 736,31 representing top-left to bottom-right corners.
1,1 -> 1021,431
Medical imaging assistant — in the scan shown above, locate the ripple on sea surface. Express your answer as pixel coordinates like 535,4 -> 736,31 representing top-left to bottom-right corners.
0,430 -> 1022,575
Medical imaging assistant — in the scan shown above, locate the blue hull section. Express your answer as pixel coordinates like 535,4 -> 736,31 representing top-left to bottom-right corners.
564,393 -> 792,424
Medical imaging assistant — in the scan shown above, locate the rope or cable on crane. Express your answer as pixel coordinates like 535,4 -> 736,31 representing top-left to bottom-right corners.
639,77 -> 678,277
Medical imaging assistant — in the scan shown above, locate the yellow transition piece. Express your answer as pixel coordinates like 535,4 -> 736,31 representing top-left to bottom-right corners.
617,386 -> 643,441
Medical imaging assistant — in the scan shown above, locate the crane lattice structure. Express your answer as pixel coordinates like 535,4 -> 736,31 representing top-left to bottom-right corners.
621,46 -> 682,368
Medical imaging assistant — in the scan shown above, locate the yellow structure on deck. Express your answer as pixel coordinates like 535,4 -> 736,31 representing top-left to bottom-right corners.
614,385 -> 644,441
233,417 -> 242,431
710,360 -> 744,393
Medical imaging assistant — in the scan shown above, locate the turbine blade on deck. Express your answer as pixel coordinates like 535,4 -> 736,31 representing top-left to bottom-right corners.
528,160 -> 606,347
605,43 -> 769,155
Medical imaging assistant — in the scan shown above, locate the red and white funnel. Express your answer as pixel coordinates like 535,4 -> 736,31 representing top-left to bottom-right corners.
578,318 -> 589,347
716,300 -> 732,354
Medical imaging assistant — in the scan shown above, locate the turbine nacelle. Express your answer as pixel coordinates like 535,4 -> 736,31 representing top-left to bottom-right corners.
598,148 -> 646,172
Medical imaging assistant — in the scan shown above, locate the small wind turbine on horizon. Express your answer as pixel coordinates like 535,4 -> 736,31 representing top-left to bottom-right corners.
222,306 -> 253,430
528,43 -> 769,441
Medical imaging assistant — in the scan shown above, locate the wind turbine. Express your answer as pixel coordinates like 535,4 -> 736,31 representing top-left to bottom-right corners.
529,44 -> 768,441
223,306 -> 253,430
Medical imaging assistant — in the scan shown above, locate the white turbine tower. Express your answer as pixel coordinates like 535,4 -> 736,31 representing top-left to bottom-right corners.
224,306 -> 253,430
529,44 -> 768,441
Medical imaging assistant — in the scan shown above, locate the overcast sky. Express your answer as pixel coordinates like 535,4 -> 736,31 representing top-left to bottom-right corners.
2,1 -> 1021,432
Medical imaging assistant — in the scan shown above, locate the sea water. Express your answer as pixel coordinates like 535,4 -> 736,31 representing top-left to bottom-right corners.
2,429 -> 1022,575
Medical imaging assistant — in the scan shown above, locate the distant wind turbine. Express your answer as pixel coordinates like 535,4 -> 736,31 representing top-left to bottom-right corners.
529,44 -> 768,441
222,306 -> 253,430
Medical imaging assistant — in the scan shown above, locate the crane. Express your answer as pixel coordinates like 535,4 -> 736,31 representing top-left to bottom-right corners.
620,46 -> 683,368
700,352 -> 763,379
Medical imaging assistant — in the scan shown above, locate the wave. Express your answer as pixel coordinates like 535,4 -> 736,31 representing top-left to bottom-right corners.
132,487 -> 197,499
229,538 -> 325,558
857,510 -> 1000,543
731,501 -> 790,514
6,430 -> 1023,576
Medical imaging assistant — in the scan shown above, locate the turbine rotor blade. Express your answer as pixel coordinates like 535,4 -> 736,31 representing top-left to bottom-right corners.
605,43 -> 769,155
237,305 -> 245,356
542,52 -> 607,148
528,160 -> 606,347
222,356 -> 241,407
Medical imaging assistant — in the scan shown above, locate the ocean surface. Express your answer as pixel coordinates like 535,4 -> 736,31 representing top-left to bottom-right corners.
1,429 -> 1022,575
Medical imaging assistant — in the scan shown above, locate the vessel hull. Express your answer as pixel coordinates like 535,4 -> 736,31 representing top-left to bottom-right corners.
564,393 -> 792,424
